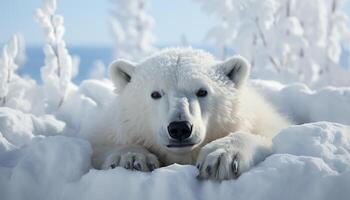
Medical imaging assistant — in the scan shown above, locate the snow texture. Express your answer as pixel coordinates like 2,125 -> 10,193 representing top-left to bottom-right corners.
1,0 -> 350,198
109,0 -> 156,61
195,0 -> 350,87
34,0 -> 77,111
0,80 -> 349,200
252,79 -> 350,125
0,35 -> 37,113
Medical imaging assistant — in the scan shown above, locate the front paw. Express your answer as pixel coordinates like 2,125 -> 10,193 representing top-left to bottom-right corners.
196,144 -> 247,180
196,132 -> 271,180
102,146 -> 160,172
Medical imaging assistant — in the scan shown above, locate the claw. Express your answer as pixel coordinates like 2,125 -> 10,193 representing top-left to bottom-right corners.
125,162 -> 132,169
196,163 -> 201,170
214,154 -> 223,178
147,163 -> 156,171
232,159 -> 239,175
134,162 -> 142,171
206,166 -> 212,176
110,163 -> 117,169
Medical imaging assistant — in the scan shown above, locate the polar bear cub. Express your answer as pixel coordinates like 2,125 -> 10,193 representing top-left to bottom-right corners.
95,48 -> 290,180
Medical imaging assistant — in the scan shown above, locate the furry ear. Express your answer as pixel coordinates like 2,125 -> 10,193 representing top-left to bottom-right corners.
220,55 -> 250,88
109,59 -> 135,91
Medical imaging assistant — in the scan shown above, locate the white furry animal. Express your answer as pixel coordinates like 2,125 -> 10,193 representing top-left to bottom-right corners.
93,48 -> 290,180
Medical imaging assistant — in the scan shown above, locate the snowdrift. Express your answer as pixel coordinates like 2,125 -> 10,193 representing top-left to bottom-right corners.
251,80 -> 350,125
0,80 -> 350,200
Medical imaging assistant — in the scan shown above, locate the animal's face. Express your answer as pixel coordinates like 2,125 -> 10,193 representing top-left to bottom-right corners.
109,49 -> 250,154
142,67 -> 214,154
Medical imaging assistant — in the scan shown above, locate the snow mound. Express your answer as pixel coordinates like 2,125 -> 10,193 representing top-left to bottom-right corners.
8,136 -> 91,200
61,122 -> 350,200
0,121 -> 349,200
274,122 -> 350,173
0,107 -> 65,147
252,80 -> 350,125
1,80 -> 350,200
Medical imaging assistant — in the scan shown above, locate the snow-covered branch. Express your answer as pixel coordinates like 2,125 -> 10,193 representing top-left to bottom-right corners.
195,0 -> 350,87
0,35 -> 35,113
34,0 -> 74,110
109,0 -> 156,61
0,35 -> 19,106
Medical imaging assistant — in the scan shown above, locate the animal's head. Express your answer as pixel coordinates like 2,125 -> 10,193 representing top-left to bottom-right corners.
109,48 -> 250,154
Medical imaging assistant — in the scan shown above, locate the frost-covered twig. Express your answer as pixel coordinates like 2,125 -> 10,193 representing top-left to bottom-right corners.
34,0 -> 73,109
0,35 -> 19,106
254,17 -> 280,72
195,0 -> 350,87
195,0 -> 237,60
109,0 -> 156,61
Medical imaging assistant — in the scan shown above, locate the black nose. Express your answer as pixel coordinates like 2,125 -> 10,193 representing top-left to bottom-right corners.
167,121 -> 192,141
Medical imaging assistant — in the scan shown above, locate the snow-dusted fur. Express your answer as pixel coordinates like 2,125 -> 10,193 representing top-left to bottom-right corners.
93,48 -> 290,180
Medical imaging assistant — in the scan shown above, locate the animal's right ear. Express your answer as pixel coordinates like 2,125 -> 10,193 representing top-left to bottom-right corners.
109,59 -> 136,91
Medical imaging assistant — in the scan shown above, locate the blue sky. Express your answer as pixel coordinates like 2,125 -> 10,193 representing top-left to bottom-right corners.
2,0 -> 350,47
0,0 -> 217,46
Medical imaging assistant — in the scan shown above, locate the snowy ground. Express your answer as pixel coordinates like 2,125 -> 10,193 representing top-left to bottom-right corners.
1,79 -> 350,200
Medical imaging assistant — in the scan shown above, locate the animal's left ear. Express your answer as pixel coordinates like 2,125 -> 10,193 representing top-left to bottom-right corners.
219,55 -> 251,88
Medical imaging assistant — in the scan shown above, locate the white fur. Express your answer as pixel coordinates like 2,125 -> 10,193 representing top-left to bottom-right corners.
92,48 -> 290,180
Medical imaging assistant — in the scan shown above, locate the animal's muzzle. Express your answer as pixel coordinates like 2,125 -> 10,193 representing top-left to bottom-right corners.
167,121 -> 192,141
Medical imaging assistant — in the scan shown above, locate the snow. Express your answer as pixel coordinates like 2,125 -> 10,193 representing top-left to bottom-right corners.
252,80 -> 350,125
195,0 -> 350,87
63,129 -> 350,200
273,122 -> 350,173
34,0 -> 76,111
0,107 -> 65,147
2,0 -> 350,198
109,0 -> 156,61
0,79 -> 350,200
6,136 -> 91,200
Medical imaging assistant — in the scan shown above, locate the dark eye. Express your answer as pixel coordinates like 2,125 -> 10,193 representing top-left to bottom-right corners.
151,91 -> 162,99
196,89 -> 208,97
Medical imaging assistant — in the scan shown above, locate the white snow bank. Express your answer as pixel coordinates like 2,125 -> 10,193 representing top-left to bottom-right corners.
2,136 -> 91,200
55,79 -> 114,140
1,80 -> 350,200
62,122 -> 350,200
0,121 -> 349,200
274,122 -> 350,172
251,80 -> 350,125
0,107 -> 65,147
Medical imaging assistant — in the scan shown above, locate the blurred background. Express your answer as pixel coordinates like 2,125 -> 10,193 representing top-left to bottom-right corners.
1,0 -> 350,87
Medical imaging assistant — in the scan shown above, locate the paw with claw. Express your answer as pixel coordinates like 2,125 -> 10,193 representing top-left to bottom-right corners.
196,145 -> 247,180
101,145 -> 160,172
196,132 -> 271,180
